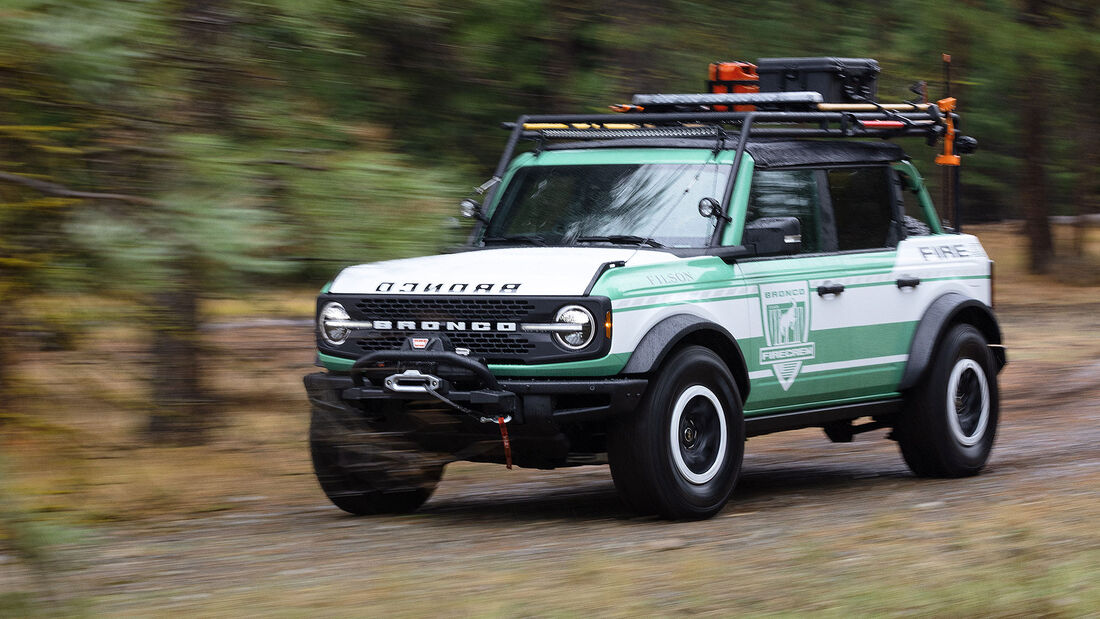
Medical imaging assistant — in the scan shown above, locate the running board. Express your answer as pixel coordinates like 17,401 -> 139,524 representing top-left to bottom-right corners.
745,399 -> 902,438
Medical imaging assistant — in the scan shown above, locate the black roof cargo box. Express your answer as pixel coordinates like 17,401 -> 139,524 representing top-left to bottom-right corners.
757,57 -> 879,103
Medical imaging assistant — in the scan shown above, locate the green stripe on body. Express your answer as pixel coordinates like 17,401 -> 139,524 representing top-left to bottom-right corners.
319,351 -> 354,372
489,353 -> 630,377
318,349 -> 631,377
746,391 -> 903,417
615,292 -> 757,313
741,321 -> 915,412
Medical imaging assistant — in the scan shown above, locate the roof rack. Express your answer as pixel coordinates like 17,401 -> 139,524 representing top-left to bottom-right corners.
477,62 -> 975,243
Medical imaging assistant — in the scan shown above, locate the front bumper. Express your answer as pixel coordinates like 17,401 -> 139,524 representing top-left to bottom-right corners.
306,349 -> 646,424
304,353 -> 647,468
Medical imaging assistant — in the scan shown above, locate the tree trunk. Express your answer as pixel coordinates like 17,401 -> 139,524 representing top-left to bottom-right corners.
0,307 -> 11,415
1020,63 -> 1054,273
1072,48 -> 1098,257
144,0 -> 232,443
146,279 -> 211,444
610,0 -> 665,96
541,1 -> 582,112
1018,1 -> 1054,273
178,0 -> 233,129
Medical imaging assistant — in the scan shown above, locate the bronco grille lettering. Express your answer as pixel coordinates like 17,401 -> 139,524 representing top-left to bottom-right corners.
359,320 -> 519,332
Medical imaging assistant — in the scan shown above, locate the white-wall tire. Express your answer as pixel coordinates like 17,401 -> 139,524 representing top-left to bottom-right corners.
945,358 -> 990,447
608,345 -> 744,520
668,385 -> 728,485
896,323 -> 999,478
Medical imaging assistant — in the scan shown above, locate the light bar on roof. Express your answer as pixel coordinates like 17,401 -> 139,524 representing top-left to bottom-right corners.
630,91 -> 825,107
536,126 -> 724,140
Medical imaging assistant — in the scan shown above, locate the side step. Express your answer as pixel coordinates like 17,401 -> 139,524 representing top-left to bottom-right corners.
745,399 -> 902,438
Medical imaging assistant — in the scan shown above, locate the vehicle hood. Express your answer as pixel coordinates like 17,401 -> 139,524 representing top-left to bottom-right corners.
329,247 -> 680,296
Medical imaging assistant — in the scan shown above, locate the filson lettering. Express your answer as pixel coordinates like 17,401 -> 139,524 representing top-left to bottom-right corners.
646,272 -> 695,286
375,282 -> 522,293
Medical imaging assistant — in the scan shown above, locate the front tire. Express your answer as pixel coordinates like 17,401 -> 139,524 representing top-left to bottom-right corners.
896,323 -> 999,477
608,346 -> 744,520
310,405 -> 444,515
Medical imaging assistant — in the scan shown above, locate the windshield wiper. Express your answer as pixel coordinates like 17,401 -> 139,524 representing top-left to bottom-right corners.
574,235 -> 666,248
482,234 -> 548,246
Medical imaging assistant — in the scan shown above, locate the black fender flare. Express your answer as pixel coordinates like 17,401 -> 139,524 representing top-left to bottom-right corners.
899,292 -> 1007,391
621,314 -> 750,403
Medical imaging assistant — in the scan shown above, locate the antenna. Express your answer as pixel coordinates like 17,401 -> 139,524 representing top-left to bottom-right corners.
943,53 -> 952,98
938,53 -> 961,233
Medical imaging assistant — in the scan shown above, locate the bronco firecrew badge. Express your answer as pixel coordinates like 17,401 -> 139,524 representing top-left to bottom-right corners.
758,281 -> 816,391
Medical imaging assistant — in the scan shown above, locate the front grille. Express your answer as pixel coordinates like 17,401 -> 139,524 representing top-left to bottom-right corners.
355,332 -> 536,357
349,297 -> 539,360
352,297 -> 537,322
318,294 -> 610,365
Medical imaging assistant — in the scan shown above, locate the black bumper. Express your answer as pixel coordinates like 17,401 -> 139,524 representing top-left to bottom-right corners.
305,351 -> 646,467
304,370 -> 647,425
305,361 -> 646,468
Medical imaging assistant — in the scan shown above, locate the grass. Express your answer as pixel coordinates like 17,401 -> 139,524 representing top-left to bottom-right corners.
974,222 -> 1100,303
64,501 -> 1098,616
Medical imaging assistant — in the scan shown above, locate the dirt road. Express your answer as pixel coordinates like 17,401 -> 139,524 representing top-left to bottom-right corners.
27,300 -> 1096,616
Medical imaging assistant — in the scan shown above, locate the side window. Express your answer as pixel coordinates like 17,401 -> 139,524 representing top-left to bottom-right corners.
827,166 -> 899,251
746,169 -> 822,253
896,169 -> 934,236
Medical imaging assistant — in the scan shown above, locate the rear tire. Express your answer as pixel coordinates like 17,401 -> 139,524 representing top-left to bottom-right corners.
608,346 -> 744,520
310,405 -> 444,515
896,323 -> 999,477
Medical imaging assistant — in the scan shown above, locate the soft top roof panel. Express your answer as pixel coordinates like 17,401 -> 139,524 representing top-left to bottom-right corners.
544,138 -> 905,168
748,140 -> 904,168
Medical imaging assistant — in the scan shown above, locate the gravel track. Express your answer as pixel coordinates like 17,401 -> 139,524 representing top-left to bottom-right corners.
56,355 -> 1100,614
8,304 -> 1099,615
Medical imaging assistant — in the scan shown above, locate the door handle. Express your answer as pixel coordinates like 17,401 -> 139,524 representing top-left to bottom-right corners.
816,283 -> 845,297
896,277 -> 921,289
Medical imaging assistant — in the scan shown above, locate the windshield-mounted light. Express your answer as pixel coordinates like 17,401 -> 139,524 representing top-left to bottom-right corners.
319,302 -> 351,345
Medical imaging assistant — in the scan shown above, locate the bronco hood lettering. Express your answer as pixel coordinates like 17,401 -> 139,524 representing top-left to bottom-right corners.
329,247 -> 677,296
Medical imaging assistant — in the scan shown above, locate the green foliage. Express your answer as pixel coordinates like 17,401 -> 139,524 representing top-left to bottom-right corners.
271,148 -> 465,277
0,0 -> 1095,419
70,134 -> 290,293
0,455 -> 86,608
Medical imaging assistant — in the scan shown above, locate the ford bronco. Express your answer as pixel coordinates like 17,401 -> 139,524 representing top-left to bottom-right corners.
304,58 -> 1005,519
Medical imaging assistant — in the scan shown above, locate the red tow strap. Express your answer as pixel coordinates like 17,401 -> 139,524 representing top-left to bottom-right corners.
498,416 -> 512,470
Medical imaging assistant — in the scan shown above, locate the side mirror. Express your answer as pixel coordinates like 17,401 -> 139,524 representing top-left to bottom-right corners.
743,217 -> 801,256
460,198 -> 488,223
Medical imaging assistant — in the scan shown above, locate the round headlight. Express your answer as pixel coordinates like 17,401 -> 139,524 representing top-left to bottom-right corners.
319,302 -> 351,345
553,305 -> 595,350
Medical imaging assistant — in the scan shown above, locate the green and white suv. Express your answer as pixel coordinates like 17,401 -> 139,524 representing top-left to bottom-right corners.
304,84 -> 1005,520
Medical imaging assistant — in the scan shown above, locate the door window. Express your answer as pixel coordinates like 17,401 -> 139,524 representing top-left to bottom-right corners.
746,169 -> 823,253
826,167 -> 899,250
895,168 -> 936,236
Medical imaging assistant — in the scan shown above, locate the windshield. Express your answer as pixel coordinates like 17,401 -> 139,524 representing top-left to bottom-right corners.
484,163 -> 730,247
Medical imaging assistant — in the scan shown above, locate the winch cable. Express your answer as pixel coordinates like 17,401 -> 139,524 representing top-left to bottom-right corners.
424,384 -> 513,469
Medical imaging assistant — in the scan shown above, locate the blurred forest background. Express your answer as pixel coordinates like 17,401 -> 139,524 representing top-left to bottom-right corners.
0,0 -> 1096,437
0,1 -> 1098,612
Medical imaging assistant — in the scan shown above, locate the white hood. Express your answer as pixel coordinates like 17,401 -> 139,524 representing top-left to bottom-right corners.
329,247 -> 679,296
